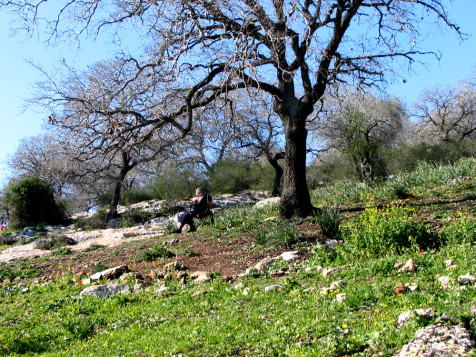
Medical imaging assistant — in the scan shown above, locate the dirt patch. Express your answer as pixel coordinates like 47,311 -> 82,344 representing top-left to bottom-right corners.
5,224 -> 321,283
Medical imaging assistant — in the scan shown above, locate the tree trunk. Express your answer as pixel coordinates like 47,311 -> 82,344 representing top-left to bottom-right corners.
106,152 -> 137,222
279,117 -> 313,218
267,152 -> 284,197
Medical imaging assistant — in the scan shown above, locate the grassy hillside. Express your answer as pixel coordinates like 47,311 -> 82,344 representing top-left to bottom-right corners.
0,158 -> 475,356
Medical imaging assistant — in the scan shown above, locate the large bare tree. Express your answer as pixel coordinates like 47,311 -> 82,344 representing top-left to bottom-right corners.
1,0 -> 463,217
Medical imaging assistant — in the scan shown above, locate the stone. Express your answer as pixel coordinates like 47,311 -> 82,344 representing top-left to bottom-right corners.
394,283 -> 407,295
394,260 -> 404,269
395,323 -> 474,356
192,290 -> 209,297
270,270 -> 287,278
414,308 -> 435,318
176,271 -> 188,280
401,258 -> 417,272
254,257 -> 276,272
155,284 -> 167,296
330,280 -> 346,290
397,311 -> 413,328
120,272 -> 143,282
254,197 -> 280,209
458,274 -> 476,285
279,251 -> 300,261
191,271 -> 211,284
336,293 -> 347,303
437,275 -> 450,289
164,261 -> 185,272
404,283 -> 418,292
323,267 -> 338,278
445,259 -> 458,270
264,285 -> 283,293
324,240 -> 339,249
90,265 -> 129,281
163,239 -> 179,245
80,283 -> 130,298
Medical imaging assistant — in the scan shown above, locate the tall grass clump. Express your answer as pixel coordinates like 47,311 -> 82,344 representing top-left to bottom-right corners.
253,220 -> 303,246
389,157 -> 476,192
339,204 -> 442,259
312,207 -> 341,239
310,180 -> 368,205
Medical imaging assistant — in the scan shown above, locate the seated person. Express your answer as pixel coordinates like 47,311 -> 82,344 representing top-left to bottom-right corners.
172,187 -> 212,233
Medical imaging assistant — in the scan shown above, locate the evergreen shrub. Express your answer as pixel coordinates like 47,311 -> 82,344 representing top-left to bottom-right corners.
4,176 -> 66,229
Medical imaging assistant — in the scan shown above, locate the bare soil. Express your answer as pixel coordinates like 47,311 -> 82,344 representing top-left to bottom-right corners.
3,223 -> 321,283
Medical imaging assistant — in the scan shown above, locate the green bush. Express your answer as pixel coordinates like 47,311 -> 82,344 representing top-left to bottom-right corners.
85,209 -> 109,230
119,209 -> 150,228
339,204 -> 442,259
386,139 -> 476,174
150,166 -> 208,200
208,159 -> 254,194
137,245 -> 176,262
4,176 -> 66,229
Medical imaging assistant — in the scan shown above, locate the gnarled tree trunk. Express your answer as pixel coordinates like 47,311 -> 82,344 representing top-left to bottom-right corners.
279,115 -> 314,218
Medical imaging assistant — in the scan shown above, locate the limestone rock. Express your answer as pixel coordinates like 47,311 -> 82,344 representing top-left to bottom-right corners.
279,251 -> 300,262
330,279 -> 346,290
401,258 -> 417,272
395,323 -> 474,356
437,275 -> 450,289
336,293 -> 347,303
323,267 -> 338,278
394,283 -> 407,295
90,265 -> 129,281
264,285 -> 283,293
191,271 -> 211,284
458,274 -> 476,285
254,257 -> 276,272
394,260 -> 404,269
397,311 -> 413,328
164,261 -> 186,272
80,282 -> 130,298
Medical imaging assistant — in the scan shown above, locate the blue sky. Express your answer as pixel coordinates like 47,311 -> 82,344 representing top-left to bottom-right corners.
1,2 -> 475,187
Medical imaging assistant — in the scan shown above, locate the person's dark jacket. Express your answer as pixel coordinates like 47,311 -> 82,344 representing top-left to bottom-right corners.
194,194 -> 212,217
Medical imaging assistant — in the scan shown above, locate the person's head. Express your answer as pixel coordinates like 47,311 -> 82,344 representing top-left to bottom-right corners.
195,187 -> 204,196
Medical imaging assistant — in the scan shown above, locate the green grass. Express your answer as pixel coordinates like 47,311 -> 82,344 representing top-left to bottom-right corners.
0,158 -> 475,356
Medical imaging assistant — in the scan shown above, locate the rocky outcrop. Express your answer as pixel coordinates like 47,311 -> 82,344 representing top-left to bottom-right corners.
395,322 -> 474,356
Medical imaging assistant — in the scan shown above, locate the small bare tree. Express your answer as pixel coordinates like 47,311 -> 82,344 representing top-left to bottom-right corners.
318,88 -> 405,181
413,74 -> 476,143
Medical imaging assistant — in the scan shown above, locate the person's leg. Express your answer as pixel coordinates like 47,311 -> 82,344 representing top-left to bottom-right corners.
172,210 -> 197,233
184,210 -> 198,232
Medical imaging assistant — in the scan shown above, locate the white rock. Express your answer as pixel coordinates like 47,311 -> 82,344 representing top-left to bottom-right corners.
80,283 -> 130,298
458,274 -> 476,284
279,251 -> 300,261
438,275 -> 450,289
336,293 -> 347,303
265,285 -> 283,293
397,311 -> 413,328
330,280 -> 347,290
323,267 -> 338,278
